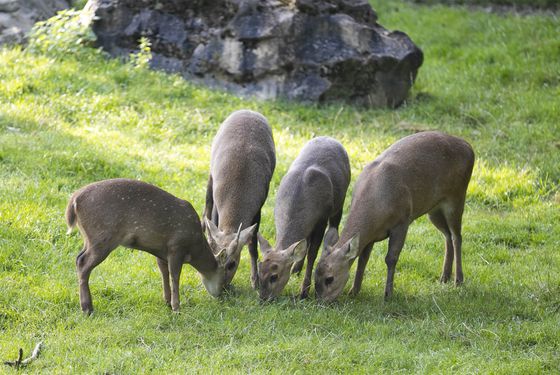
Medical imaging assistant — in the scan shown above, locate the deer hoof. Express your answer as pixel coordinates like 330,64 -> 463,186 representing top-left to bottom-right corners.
439,275 -> 451,283
251,275 -> 260,290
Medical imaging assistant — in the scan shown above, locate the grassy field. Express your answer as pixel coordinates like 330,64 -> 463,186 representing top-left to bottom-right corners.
409,0 -> 560,10
1,1 -> 559,373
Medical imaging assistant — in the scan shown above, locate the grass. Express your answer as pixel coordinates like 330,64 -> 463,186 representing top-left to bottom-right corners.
409,0 -> 560,10
1,1 -> 559,372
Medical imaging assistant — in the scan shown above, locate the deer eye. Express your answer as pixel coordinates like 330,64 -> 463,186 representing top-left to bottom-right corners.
226,261 -> 236,271
325,276 -> 334,286
270,274 -> 278,283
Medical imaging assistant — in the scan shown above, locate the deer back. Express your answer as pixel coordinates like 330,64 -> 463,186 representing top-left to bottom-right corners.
210,110 -> 276,231
274,136 -> 350,249
340,131 -> 474,248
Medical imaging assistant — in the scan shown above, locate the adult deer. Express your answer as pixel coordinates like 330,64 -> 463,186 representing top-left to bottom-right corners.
203,109 -> 276,288
258,136 -> 350,300
315,131 -> 475,302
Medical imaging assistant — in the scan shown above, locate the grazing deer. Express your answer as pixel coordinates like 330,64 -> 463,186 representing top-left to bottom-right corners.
314,131 -> 475,302
258,136 -> 350,300
66,178 -> 227,314
203,109 -> 276,288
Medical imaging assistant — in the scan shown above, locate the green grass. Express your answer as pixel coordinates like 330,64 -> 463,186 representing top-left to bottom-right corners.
408,0 -> 560,9
1,1 -> 559,372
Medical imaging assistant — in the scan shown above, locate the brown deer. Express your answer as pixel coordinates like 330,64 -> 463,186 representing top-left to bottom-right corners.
314,131 -> 475,302
66,178 -> 227,314
203,109 -> 276,289
257,136 -> 350,300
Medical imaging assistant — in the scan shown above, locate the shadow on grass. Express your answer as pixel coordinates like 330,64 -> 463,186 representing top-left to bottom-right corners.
1,115 -> 142,183
210,275 -> 550,327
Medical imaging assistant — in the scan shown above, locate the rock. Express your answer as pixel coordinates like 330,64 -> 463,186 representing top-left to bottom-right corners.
0,0 -> 70,45
0,0 -> 20,13
0,25 -> 22,44
85,0 -> 423,107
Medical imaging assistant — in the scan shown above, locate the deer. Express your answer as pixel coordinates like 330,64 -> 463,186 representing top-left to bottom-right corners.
65,178 -> 229,314
203,109 -> 276,289
257,136 -> 350,300
314,131 -> 475,302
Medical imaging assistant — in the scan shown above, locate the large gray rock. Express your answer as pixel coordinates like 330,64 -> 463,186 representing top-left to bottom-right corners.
0,0 -> 70,45
85,0 -> 423,107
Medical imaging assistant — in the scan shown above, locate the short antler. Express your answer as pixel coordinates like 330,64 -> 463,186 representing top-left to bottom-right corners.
235,223 -> 243,243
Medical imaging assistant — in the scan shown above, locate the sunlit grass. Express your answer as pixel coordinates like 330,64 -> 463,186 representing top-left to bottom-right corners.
469,161 -> 552,208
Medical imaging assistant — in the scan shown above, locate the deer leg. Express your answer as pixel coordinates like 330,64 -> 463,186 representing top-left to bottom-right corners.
156,257 -> 171,306
202,174 -> 214,231
249,210 -> 261,289
299,220 -> 327,299
428,210 -> 454,283
76,242 -> 114,314
76,246 -> 86,261
167,250 -> 184,312
329,208 -> 343,230
291,258 -> 305,275
443,206 -> 464,285
451,231 -> 463,285
211,206 -> 219,227
292,209 -> 343,276
441,199 -> 466,285
384,223 -> 409,300
349,242 -> 374,296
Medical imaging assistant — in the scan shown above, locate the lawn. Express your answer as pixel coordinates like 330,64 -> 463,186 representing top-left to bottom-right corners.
0,1 -> 559,373
409,0 -> 560,10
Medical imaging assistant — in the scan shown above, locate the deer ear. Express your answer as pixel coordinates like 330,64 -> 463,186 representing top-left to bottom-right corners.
257,232 -> 273,255
284,239 -> 307,263
229,223 -> 257,256
343,234 -> 360,261
238,223 -> 257,246
205,218 -> 221,240
216,248 -> 227,265
322,227 -> 339,256
323,227 -> 339,247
